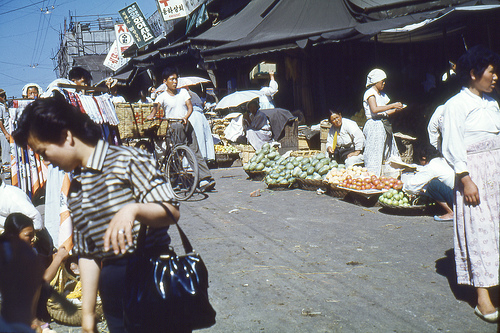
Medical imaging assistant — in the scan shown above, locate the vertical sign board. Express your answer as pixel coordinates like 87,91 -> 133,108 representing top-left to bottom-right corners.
114,24 -> 133,57
103,40 -> 128,71
119,3 -> 155,49
157,0 -> 188,21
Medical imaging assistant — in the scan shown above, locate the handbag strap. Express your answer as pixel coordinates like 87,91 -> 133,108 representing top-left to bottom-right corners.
137,223 -> 194,255
136,202 -> 194,255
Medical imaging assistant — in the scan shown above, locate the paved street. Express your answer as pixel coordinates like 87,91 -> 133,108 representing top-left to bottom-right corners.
48,166 -> 497,332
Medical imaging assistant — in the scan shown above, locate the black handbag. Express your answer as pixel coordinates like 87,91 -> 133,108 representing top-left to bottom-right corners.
124,223 -> 216,332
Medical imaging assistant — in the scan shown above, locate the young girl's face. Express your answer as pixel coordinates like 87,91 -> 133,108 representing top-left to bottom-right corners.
28,133 -> 80,172
19,226 -> 35,247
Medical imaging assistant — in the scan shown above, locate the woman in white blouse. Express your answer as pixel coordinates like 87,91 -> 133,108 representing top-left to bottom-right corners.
362,69 -> 405,176
441,45 -> 500,323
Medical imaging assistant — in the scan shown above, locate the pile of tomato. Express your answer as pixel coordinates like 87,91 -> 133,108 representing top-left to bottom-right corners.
339,175 -> 403,191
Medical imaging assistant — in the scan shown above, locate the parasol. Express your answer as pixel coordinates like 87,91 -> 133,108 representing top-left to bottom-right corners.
177,76 -> 211,88
215,90 -> 261,110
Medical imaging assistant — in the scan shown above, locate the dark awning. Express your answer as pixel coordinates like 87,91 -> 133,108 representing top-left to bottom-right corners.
191,0 -> 277,44
374,4 -> 500,43
203,0 -> 500,61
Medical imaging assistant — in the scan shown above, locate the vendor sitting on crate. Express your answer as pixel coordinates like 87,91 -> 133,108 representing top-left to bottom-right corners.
402,144 -> 455,222
326,110 -> 364,168
147,67 -> 216,192
243,99 -> 274,151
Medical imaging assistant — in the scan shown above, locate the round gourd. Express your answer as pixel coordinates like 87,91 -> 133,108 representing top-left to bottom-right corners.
243,163 -> 250,171
315,152 -> 326,160
248,162 -> 257,171
292,166 -> 302,177
301,157 -> 310,165
307,166 -> 315,175
314,161 -> 325,172
265,160 -> 274,167
311,159 -> 319,167
318,165 -> 330,175
261,157 -> 270,165
299,171 -> 307,179
255,163 -> 265,171
321,157 -> 330,165
286,163 -> 294,170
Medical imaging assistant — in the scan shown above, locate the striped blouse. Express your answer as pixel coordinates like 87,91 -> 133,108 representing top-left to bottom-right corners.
68,140 -> 178,260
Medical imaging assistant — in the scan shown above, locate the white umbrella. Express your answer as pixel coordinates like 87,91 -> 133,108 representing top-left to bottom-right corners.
177,76 -> 211,88
215,90 -> 261,110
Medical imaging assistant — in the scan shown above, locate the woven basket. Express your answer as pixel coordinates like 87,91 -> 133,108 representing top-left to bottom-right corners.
326,183 -> 348,199
296,178 -> 327,191
245,170 -> 266,181
115,103 -> 169,139
290,150 -> 321,158
47,265 -> 103,326
267,181 -> 296,190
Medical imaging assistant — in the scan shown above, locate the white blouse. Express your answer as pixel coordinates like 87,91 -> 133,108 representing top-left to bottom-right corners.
363,86 -> 390,119
441,87 -> 500,173
403,157 -> 455,195
326,118 -> 364,151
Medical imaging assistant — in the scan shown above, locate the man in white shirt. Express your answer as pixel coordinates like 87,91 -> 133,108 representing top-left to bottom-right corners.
148,68 -> 215,191
326,111 -> 364,167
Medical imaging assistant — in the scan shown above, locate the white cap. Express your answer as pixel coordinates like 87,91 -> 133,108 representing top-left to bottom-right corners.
366,69 -> 387,87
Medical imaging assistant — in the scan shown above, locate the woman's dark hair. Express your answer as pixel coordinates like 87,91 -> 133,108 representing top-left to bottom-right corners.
68,67 -> 92,85
456,45 -> 500,86
4,213 -> 34,236
413,143 -> 441,163
162,67 -> 178,81
12,95 -> 102,147
246,99 -> 259,110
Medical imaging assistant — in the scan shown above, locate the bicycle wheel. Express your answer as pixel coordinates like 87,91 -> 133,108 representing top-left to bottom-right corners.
163,144 -> 199,200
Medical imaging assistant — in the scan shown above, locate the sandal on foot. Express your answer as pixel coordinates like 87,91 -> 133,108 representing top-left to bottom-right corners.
474,306 -> 499,323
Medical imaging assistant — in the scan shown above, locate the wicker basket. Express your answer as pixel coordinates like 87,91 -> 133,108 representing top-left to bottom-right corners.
296,178 -> 328,191
245,170 -> 266,181
267,182 -> 296,190
47,265 -> 103,326
115,103 -> 169,139
290,150 -> 321,157
326,183 -> 349,199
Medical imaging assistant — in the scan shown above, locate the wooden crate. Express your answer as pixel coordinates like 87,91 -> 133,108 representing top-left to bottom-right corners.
278,119 -> 298,154
240,151 -> 256,164
298,135 -> 309,150
115,103 -> 169,139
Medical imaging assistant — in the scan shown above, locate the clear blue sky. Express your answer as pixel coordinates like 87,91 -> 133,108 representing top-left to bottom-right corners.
0,0 -> 158,99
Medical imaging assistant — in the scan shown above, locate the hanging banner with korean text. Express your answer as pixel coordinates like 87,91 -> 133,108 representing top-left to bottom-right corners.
119,3 -> 155,49
103,40 -> 129,71
114,24 -> 133,57
157,0 -> 187,21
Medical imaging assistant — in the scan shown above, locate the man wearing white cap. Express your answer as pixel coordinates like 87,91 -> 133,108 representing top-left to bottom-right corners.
362,69 -> 405,176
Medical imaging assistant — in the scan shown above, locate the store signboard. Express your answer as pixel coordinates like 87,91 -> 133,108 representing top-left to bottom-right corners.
114,24 -> 133,57
119,3 -> 155,49
103,40 -> 128,71
157,0 -> 188,21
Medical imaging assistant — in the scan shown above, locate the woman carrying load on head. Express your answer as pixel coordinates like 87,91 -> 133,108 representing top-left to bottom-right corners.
441,45 -> 500,323
362,69 -> 405,177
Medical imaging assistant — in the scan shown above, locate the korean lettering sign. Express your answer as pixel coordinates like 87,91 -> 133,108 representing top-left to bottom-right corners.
114,24 -> 133,57
119,3 -> 155,49
157,0 -> 187,21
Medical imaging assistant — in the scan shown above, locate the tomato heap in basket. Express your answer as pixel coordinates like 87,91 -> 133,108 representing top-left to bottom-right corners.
340,175 -> 403,191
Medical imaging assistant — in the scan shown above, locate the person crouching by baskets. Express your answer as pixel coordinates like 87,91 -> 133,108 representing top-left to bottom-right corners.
3,212 -> 69,332
13,96 -> 180,333
402,144 -> 455,222
326,109 -> 364,168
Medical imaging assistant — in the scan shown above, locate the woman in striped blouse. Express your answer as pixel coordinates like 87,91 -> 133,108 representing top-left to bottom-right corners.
13,95 -> 180,333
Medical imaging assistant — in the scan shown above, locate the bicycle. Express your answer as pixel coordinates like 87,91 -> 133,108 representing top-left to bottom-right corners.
134,119 -> 199,201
